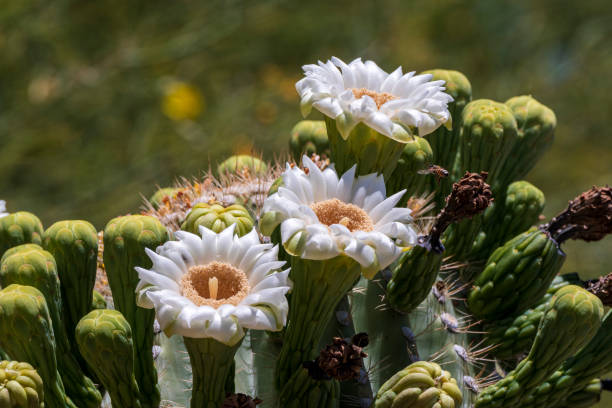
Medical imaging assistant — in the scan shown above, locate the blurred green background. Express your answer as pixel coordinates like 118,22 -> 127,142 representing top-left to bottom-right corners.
0,0 -> 610,404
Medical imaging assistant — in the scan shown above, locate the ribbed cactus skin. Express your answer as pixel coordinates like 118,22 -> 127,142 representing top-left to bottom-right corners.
0,212 -> 43,259
386,245 -> 443,314
468,227 -> 565,320
386,136 -> 434,202
103,215 -> 168,408
496,95 -> 556,189
521,309 -> 612,407
217,154 -> 268,176
0,244 -> 101,408
470,181 -> 545,260
421,69 -> 472,206
484,274 -> 581,359
278,367 -> 340,408
475,285 -> 604,408
375,361 -> 463,408
441,215 -> 484,262
289,120 -> 329,161
0,284 -> 76,408
560,378 -> 603,408
0,360 -> 44,408
75,310 -> 142,408
457,99 -> 518,192
42,220 -> 98,354
181,202 -> 254,236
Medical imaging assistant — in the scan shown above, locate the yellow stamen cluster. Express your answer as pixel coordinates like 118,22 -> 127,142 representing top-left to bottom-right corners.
180,262 -> 250,308
311,198 -> 374,232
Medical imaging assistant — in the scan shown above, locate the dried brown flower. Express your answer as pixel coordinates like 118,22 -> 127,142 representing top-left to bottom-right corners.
222,393 -> 262,408
309,333 -> 369,382
587,272 -> 612,307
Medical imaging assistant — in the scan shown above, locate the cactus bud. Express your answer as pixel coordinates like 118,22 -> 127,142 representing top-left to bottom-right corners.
0,360 -> 44,408
0,212 -> 43,259
217,155 -> 268,177
148,187 -> 182,209
289,120 -> 329,161
181,203 -> 254,236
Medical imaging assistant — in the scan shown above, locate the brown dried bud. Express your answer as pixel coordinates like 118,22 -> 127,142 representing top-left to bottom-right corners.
587,273 -> 612,307
547,186 -> 612,243
222,393 -> 262,408
311,333 -> 368,382
426,172 -> 493,252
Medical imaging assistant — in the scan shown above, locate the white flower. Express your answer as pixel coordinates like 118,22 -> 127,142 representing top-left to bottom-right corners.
135,225 -> 291,345
0,201 -> 7,218
261,156 -> 418,278
296,57 -> 453,141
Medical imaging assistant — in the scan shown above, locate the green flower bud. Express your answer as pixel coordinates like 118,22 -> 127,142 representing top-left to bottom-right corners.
0,360 -> 44,408
289,120 -> 329,161
0,213 -> 43,259
217,155 -> 268,176
148,187 -> 182,209
181,203 -> 254,236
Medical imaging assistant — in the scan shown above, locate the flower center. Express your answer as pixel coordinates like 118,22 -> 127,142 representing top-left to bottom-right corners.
352,88 -> 397,109
311,198 -> 374,232
180,261 -> 250,308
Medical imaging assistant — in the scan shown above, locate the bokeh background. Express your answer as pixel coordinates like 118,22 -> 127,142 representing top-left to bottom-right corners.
1,1 -> 611,402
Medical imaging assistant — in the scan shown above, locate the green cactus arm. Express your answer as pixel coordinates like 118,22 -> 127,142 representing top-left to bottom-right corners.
0,360 -> 45,408
457,99 -> 519,193
496,95 -> 556,188
471,180 -> 545,261
0,212 -> 44,259
386,244 -> 443,314
181,202 -> 254,236
484,273 -> 583,359
75,310 -> 142,408
0,284 -> 77,408
275,256 -> 361,407
475,285 -> 604,408
103,215 -> 168,408
42,221 -> 98,357
0,244 -> 101,408
289,120 -> 330,161
468,227 -> 566,320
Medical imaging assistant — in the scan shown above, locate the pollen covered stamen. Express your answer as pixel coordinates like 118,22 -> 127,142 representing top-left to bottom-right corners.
311,198 -> 374,232
180,261 -> 250,308
351,88 -> 397,109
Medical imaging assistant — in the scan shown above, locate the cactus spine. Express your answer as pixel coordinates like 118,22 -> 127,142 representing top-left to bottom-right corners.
103,215 -> 168,408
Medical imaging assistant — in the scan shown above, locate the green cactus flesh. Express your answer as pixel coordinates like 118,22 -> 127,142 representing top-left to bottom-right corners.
386,244 -> 443,314
0,244 -> 101,408
474,285 -> 604,407
0,360 -> 44,408
496,95 -> 556,189
0,284 -> 76,408
385,136 -> 435,203
457,99 -> 519,193
0,213 -> 43,259
289,120 -> 330,161
181,202 -> 254,236
42,220 -> 98,358
484,274 -> 582,359
75,310 -> 142,408
275,256 -> 362,407
470,180 -> 545,261
375,361 -> 463,408
467,227 -> 566,320
325,117 -> 406,180
520,309 -> 612,407
103,215 -> 168,408
91,290 -> 107,310
183,337 -> 243,408
217,155 -> 268,176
